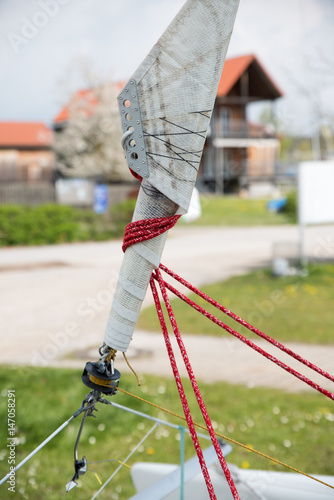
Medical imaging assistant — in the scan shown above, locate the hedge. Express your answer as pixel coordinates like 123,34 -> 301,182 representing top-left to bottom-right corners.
0,199 -> 136,246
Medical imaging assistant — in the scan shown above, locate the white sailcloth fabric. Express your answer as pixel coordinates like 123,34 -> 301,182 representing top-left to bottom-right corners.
104,0 -> 240,352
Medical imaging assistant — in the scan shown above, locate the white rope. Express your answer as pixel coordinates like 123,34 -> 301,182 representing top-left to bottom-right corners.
0,400 -> 212,496
111,402 -> 211,441
90,401 -> 214,499
90,422 -> 159,500
223,464 -> 268,500
0,415 -> 74,486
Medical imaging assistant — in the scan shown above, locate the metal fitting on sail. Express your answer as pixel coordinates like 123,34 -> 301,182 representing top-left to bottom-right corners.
118,79 -> 149,179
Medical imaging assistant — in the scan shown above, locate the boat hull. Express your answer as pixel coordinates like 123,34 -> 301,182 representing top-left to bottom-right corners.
131,461 -> 334,500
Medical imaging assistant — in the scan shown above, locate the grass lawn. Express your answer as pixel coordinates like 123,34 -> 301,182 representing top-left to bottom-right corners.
138,263 -> 334,344
179,195 -> 294,226
0,366 -> 333,499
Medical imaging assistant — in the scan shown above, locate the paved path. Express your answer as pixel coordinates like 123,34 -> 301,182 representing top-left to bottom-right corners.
1,224 -> 334,393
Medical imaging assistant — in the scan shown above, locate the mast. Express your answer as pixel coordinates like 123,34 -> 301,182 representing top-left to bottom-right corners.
104,0 -> 240,353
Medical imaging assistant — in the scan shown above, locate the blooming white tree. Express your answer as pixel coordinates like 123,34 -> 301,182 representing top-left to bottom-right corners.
53,62 -> 132,183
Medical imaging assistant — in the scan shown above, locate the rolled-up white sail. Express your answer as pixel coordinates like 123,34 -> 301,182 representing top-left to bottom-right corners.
104,0 -> 240,352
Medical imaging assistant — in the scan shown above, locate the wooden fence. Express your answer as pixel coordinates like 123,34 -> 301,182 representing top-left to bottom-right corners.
0,183 -> 56,205
0,182 -> 138,207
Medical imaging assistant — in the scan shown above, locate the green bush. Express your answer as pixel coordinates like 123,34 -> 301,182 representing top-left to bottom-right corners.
75,208 -> 111,242
281,190 -> 297,223
0,204 -> 80,246
110,197 -> 136,236
0,199 -> 136,246
75,198 -> 136,242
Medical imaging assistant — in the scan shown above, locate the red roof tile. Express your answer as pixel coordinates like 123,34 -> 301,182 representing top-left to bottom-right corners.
53,89 -> 99,123
217,54 -> 283,97
0,122 -> 53,148
217,54 -> 255,96
54,55 -> 283,123
54,82 -> 125,124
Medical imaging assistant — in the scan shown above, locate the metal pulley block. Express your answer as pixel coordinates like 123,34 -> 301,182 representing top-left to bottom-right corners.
82,361 -> 120,395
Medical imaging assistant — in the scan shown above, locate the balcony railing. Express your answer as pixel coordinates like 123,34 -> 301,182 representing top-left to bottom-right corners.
213,119 -> 276,139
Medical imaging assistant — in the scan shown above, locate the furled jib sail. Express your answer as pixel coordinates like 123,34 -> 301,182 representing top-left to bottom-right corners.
104,0 -> 240,352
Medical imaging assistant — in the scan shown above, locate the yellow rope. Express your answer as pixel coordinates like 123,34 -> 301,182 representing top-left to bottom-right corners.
89,374 -> 114,388
122,352 -> 141,386
118,388 -> 334,491
116,460 -> 131,470
92,461 -> 131,486
107,348 -> 140,385
94,472 -> 102,485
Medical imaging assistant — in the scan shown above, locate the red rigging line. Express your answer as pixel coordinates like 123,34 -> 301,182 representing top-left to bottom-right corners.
160,263 -> 334,385
150,277 -> 220,500
123,215 -> 334,399
123,215 -> 334,400
122,214 -> 334,402
150,275 -> 240,500
121,214 -> 334,500
155,271 -> 334,401
122,215 -> 181,253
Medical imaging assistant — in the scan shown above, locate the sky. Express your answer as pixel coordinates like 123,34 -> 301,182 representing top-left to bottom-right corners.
0,0 -> 333,135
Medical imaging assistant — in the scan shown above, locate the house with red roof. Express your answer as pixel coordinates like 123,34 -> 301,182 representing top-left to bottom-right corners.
53,82 -> 125,128
0,122 -> 54,183
201,54 -> 283,193
0,55 -> 282,206
54,54 -> 282,195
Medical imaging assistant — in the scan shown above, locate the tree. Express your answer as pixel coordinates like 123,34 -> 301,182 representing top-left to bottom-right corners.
53,60 -> 132,183
284,51 -> 334,160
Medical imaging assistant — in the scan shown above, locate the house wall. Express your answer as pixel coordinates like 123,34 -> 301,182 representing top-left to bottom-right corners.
213,100 -> 245,135
0,149 -> 54,182
200,87 -> 280,193
247,141 -> 279,179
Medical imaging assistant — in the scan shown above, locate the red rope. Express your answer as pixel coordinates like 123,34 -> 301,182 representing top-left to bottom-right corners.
121,216 -> 334,398
154,269 -> 240,499
121,213 -> 334,499
122,215 -> 181,253
160,264 -> 334,385
150,277 -> 219,500
122,215 -> 240,498
155,273 -> 334,401
122,213 -> 334,394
